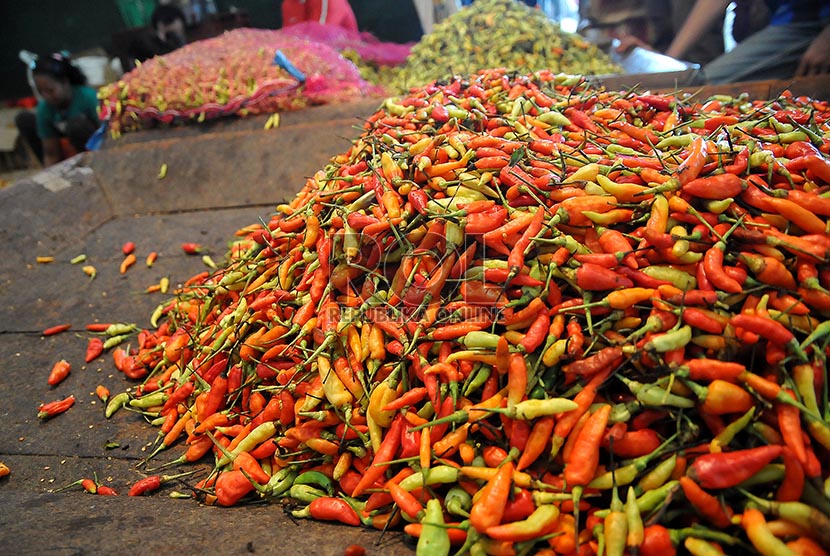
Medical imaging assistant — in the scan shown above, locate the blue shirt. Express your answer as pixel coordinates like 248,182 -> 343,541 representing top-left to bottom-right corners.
766,0 -> 830,24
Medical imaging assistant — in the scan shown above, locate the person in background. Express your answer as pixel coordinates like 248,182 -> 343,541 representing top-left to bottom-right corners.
14,53 -> 101,167
281,0 -> 359,31
126,4 -> 188,70
607,0 -> 730,66
667,0 -> 830,83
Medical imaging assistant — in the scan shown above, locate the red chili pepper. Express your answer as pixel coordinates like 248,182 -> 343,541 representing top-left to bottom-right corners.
638,94 -> 674,111
562,346 -> 624,376
688,445 -> 783,489
786,154 -> 830,182
602,428 -> 662,458
85,337 -> 104,363
575,263 -> 634,291
776,389 -> 807,465
350,414 -> 405,497
145,251 -> 158,267
681,308 -> 725,335
639,524 -> 676,556
430,103 -> 449,123
38,395 -> 76,419
723,147 -> 749,174
95,385 -> 110,404
386,480 -> 424,520
408,187 -> 429,215
519,310 -> 550,353
776,446 -> 805,502
565,107 -> 599,133
675,136 -> 708,185
128,475 -> 164,496
214,469 -> 254,506
682,172 -> 744,200
161,381 -> 195,415
469,460 -> 514,533
42,324 -> 71,336
308,497 -> 362,526
702,242 -> 742,294
679,476 -> 733,528
564,404 -> 611,487
730,313 -> 795,346
506,353 -> 528,407
516,416 -> 555,471
684,359 -> 747,382
96,485 -> 118,496
738,252 -> 797,289
47,359 -> 71,387
181,242 -> 204,255
122,241 -> 136,255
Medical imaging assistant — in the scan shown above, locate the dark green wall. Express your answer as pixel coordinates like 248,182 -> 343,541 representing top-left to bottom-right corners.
1,1 -> 421,102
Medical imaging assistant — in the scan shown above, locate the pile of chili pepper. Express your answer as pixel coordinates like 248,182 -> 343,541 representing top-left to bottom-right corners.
99,68 -> 830,556
389,0 -> 621,94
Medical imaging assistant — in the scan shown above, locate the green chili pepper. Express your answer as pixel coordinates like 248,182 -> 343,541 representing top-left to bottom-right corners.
263,466 -> 297,498
105,392 -> 130,418
399,465 -> 459,492
619,377 -> 695,408
216,422 -> 277,467
128,390 -> 168,409
636,453 -> 678,494
417,498 -> 451,556
293,470 -> 334,496
288,483 -> 326,504
103,333 -> 133,350
445,486 -> 472,517
104,323 -> 137,336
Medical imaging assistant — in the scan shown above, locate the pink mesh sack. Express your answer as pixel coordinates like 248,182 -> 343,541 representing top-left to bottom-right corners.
277,21 -> 413,66
99,28 -> 384,134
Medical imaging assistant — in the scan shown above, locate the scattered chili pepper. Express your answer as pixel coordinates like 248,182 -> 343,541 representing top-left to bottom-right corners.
37,395 -> 75,420
181,242 -> 204,255
42,324 -> 71,336
120,253 -> 137,274
128,471 -> 197,496
47,359 -> 71,386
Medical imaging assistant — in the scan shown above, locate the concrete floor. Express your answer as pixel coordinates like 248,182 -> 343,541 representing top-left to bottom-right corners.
0,99 -> 416,556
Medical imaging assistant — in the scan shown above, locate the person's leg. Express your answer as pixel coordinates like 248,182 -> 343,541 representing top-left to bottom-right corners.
703,20 -> 826,84
65,115 -> 99,154
14,110 -> 43,163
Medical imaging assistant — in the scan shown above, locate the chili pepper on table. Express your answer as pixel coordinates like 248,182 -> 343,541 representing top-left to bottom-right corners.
85,338 -> 104,363
96,485 -> 118,496
128,470 -> 197,496
38,395 -> 75,420
181,242 -> 204,255
42,324 -> 71,336
47,359 -> 71,387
